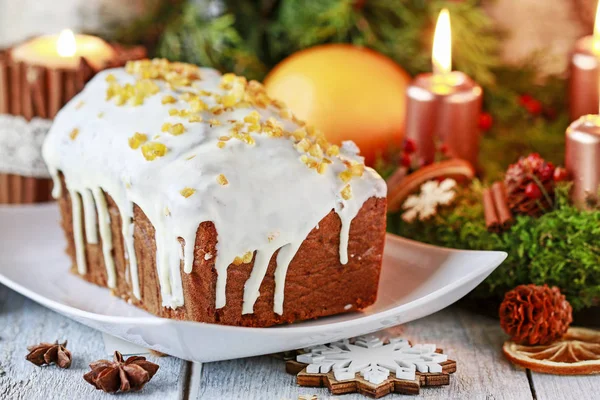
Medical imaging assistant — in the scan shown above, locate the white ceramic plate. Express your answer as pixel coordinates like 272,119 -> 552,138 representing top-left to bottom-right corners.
0,203 -> 506,362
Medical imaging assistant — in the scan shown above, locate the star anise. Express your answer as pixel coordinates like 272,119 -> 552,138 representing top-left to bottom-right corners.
26,340 -> 72,368
84,351 -> 159,393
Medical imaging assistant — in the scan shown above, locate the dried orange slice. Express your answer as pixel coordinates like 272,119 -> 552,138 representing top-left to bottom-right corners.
386,159 -> 475,212
503,327 -> 600,375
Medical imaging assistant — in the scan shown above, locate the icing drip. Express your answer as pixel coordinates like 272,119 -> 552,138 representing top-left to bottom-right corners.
92,188 -> 116,289
43,60 -> 386,315
80,189 -> 98,244
242,248 -> 276,314
68,189 -> 87,275
273,242 -> 302,315
121,201 -> 141,299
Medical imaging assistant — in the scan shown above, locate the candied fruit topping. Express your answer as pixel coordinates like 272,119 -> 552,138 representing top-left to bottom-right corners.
100,59 -> 368,187
232,251 -> 253,265
180,187 -> 196,198
216,174 -> 229,186
244,111 -> 261,124
341,184 -> 352,200
162,95 -> 177,104
69,128 -> 80,141
128,132 -> 148,149
161,122 -> 172,132
141,142 -> 167,161
169,123 -> 186,136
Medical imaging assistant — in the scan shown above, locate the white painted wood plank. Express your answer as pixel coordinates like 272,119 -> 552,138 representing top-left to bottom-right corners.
530,373 -> 598,400
196,307 -> 534,399
0,284 -> 188,400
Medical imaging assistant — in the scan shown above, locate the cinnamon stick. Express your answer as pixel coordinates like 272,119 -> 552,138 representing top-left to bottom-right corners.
491,181 -> 513,228
483,187 -> 500,233
21,65 -> 34,120
64,70 -> 77,103
47,68 -> 63,118
0,174 -> 9,204
0,55 -> 8,114
9,62 -> 21,116
30,66 -> 47,119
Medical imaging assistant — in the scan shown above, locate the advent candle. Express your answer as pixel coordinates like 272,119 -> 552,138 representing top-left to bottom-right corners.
565,114 -> 600,208
405,9 -> 482,167
11,29 -> 115,70
569,2 -> 600,122
0,30 -> 145,204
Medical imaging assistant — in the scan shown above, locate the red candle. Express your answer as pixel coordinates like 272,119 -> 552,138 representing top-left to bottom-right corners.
405,9 -> 482,167
569,4 -> 600,122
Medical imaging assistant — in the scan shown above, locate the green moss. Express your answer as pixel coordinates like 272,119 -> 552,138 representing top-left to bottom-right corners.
389,184 -> 600,311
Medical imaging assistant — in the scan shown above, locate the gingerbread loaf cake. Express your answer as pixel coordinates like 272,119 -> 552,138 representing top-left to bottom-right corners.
43,59 -> 387,327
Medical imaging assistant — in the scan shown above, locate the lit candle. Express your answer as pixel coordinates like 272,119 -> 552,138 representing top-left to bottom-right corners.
10,29 -> 115,70
405,9 -> 483,167
568,2 -> 600,122
565,114 -> 600,208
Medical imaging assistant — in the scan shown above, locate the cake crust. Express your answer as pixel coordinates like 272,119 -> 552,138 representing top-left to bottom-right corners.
58,176 -> 386,327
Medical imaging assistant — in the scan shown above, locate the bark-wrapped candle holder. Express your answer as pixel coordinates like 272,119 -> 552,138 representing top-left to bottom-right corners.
0,43 -> 146,204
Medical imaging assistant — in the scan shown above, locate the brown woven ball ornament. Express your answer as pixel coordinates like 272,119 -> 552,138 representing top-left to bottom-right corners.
499,284 -> 573,345
504,153 -> 555,217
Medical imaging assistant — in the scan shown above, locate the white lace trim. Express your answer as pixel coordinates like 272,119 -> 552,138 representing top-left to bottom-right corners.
0,114 -> 51,178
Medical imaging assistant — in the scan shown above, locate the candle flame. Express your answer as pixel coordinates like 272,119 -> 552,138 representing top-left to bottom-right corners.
57,29 -> 76,57
432,8 -> 452,75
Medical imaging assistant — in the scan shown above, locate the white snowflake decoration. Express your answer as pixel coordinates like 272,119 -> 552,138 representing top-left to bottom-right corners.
402,179 -> 456,222
297,335 -> 448,385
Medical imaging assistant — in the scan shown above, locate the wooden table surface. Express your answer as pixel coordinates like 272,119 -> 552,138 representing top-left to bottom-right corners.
0,283 -> 594,400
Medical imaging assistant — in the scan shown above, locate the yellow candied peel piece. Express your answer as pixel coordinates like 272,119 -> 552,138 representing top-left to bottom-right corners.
128,132 -> 148,149
216,174 -> 229,186
69,128 -> 80,141
169,123 -> 186,136
341,184 -> 352,200
188,115 -> 203,123
180,187 -> 196,198
233,251 -> 254,265
217,141 -> 226,149
141,142 -> 167,161
244,111 -> 261,124
162,95 -> 177,104
339,169 -> 353,183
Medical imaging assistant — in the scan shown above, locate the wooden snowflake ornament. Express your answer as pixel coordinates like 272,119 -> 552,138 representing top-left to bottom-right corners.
286,336 -> 456,398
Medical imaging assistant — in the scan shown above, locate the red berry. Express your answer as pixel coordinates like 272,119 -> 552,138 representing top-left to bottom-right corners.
403,138 -> 417,154
519,94 -> 542,115
525,182 -> 542,200
478,112 -> 493,131
525,100 -> 542,115
539,163 -> 555,180
401,153 -> 411,168
519,94 -> 534,106
553,167 -> 569,182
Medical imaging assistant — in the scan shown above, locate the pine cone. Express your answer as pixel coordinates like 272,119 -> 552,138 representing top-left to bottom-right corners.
499,284 -> 573,345
504,153 -> 555,217
26,340 -> 72,368
84,351 -> 159,393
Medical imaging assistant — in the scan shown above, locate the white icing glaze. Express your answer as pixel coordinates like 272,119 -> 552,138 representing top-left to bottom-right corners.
0,114 -> 52,178
42,61 -> 386,315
